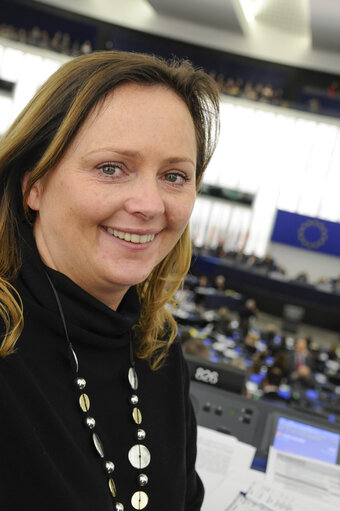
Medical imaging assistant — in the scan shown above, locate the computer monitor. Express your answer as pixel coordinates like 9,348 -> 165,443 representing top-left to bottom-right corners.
262,412 -> 340,465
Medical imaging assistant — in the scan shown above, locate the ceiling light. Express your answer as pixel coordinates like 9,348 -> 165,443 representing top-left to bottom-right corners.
239,0 -> 266,24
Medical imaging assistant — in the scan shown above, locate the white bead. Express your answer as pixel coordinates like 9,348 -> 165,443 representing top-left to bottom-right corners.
131,491 -> 148,510
128,367 -> 138,390
128,444 -> 151,469
92,432 -> 104,458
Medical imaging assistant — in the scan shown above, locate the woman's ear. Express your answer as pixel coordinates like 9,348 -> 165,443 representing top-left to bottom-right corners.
22,172 -> 42,211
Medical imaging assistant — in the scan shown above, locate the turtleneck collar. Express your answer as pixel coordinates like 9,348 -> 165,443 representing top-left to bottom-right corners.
17,222 -> 141,349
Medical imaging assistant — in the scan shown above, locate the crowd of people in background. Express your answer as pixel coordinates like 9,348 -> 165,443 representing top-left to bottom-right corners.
2,18 -> 340,117
0,22 -> 93,56
207,72 -> 340,114
175,271 -> 340,419
196,243 -> 340,294
208,70 -> 286,107
0,20 -> 285,112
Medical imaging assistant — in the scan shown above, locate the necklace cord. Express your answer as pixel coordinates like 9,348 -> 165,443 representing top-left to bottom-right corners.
43,270 -> 150,510
44,271 -> 71,345
129,333 -> 135,367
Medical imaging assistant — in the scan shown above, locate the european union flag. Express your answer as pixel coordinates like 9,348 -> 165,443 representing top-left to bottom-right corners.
271,210 -> 340,257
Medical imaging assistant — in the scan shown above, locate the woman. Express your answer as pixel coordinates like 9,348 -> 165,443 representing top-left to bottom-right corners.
0,50 -> 219,510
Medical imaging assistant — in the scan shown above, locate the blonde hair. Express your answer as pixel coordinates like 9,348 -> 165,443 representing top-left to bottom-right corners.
0,50 -> 219,369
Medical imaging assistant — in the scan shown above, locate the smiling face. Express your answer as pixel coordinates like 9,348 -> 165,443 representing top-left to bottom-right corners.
25,83 -> 197,309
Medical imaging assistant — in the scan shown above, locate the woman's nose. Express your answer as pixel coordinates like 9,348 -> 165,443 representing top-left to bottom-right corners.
124,177 -> 165,219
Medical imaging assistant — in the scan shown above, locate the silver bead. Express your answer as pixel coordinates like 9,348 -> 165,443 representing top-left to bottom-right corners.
85,416 -> 96,429
137,429 -> 146,441
75,377 -> 86,390
105,461 -> 115,474
114,503 -> 124,511
138,473 -> 148,486
130,394 -> 139,406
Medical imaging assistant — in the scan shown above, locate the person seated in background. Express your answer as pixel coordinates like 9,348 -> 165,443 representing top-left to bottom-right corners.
208,238 -> 226,258
315,276 -> 334,293
249,351 -> 267,375
261,324 -> 277,349
193,274 -> 211,311
181,337 -> 211,361
288,337 -> 315,388
268,265 -> 287,281
197,274 -> 210,288
257,254 -> 278,273
213,307 -> 233,337
230,357 -> 248,371
244,331 -> 260,355
333,278 -> 340,294
239,298 -> 258,336
262,326 -> 287,357
245,254 -> 260,268
292,270 -> 309,285
224,249 -> 238,260
261,366 -> 288,403
328,342 -> 340,361
273,350 -> 290,379
214,274 -> 226,293
309,342 -> 325,373
234,250 -> 249,265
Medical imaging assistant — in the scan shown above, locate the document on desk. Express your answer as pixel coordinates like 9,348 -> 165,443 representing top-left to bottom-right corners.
265,447 -> 340,511
225,478 -> 340,511
225,483 -> 296,511
196,425 -> 256,511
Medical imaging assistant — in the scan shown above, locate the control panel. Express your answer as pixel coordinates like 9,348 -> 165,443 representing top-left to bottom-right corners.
190,380 -> 340,462
190,381 -> 262,446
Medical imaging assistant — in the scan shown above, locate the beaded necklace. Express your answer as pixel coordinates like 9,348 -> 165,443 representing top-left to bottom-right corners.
45,272 -> 151,510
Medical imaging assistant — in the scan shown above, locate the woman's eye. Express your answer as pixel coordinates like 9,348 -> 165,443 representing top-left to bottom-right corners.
164,172 -> 189,185
98,163 -> 123,176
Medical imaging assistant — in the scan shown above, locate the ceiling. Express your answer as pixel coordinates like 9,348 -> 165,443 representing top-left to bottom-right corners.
34,0 -> 340,75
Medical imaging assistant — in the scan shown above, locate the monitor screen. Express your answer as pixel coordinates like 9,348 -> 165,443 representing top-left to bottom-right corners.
273,416 -> 340,464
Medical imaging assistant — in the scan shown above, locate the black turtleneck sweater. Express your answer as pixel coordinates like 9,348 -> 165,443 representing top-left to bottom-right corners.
0,225 -> 204,511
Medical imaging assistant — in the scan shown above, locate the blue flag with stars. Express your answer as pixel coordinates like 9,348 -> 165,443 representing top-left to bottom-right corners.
271,210 -> 340,257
